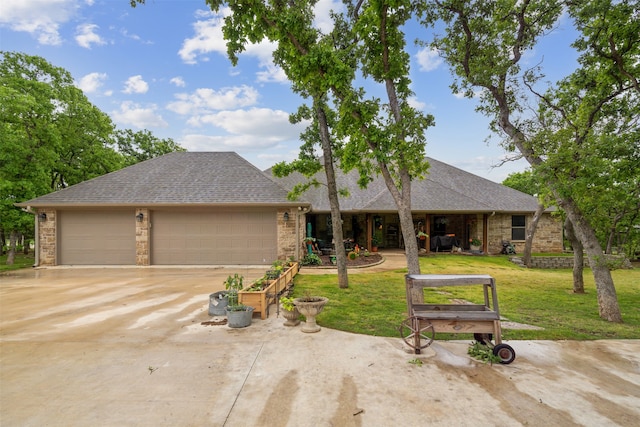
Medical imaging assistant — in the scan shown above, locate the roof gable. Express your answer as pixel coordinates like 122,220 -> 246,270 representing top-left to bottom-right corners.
20,152 -> 293,207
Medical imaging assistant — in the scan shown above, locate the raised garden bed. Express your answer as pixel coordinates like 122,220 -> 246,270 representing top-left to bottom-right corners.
239,262 -> 299,319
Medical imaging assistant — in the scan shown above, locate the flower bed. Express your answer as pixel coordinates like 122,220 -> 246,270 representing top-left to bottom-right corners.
238,261 -> 299,319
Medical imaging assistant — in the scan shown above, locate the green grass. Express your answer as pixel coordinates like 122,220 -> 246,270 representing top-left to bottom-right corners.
293,254 -> 640,340
0,252 -> 35,271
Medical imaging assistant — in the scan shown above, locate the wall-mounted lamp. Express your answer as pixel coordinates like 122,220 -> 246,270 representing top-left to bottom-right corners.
283,212 -> 289,221
136,212 -> 144,222
38,212 -> 47,222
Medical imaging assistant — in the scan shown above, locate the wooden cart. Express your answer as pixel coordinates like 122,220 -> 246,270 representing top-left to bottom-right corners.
401,274 -> 515,364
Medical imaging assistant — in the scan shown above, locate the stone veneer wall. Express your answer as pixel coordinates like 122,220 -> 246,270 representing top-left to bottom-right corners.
277,208 -> 306,261
38,209 -> 56,266
135,208 -> 150,266
516,255 -> 631,269
487,212 -> 563,254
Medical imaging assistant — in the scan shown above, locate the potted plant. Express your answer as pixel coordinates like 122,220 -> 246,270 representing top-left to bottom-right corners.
293,293 -> 328,333
224,273 -> 254,328
417,231 -> 429,241
280,296 -> 300,326
470,237 -> 482,251
371,232 -> 382,252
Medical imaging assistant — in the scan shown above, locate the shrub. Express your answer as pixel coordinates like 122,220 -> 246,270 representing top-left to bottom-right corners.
301,253 -> 322,266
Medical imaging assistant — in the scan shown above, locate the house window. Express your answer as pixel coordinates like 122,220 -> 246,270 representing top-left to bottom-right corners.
512,215 -> 526,241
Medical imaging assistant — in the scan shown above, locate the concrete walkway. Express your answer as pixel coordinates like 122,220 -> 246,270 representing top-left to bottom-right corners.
1,254 -> 639,426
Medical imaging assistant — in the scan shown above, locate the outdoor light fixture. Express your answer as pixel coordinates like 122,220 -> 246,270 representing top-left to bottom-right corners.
136,213 -> 144,222
38,212 -> 47,222
283,212 -> 289,221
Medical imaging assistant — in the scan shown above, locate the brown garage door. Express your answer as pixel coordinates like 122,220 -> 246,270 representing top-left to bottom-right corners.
151,208 -> 277,265
58,210 -> 136,265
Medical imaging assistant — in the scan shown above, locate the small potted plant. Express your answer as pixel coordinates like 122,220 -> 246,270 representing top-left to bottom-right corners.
469,237 -> 482,251
280,296 -> 300,326
417,231 -> 429,241
224,273 -> 254,328
371,232 -> 382,252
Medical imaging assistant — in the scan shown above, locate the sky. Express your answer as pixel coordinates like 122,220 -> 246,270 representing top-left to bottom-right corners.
1,0 -> 580,183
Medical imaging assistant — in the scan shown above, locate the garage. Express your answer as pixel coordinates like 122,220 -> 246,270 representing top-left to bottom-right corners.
151,208 -> 277,265
58,210 -> 136,265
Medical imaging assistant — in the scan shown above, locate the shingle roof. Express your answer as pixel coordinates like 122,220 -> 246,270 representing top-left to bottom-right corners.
269,157 -> 541,213
19,153 -> 540,213
19,152 -> 294,207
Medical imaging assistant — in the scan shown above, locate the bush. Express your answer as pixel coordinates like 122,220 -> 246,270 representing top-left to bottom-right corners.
301,253 -> 322,266
348,251 -> 358,260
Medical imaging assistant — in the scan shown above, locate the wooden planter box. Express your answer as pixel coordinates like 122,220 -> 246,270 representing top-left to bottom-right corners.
239,262 -> 299,320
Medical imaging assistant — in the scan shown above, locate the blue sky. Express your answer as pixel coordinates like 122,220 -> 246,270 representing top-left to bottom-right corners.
1,0 -> 579,183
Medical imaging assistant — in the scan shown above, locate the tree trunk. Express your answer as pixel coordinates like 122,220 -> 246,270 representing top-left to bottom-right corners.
560,197 -> 621,321
316,102 -> 349,288
564,217 -> 585,294
494,96 -> 621,322
523,203 -> 544,267
6,230 -> 18,265
377,164 -> 421,275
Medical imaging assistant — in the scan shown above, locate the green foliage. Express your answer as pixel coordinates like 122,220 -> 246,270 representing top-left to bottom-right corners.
300,253 -> 322,266
114,129 -> 185,167
280,296 -> 296,311
223,273 -> 244,306
348,251 -> 358,260
469,238 -> 482,246
467,342 -> 501,365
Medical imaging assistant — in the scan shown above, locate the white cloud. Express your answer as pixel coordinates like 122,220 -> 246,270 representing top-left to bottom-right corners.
77,72 -> 107,93
167,85 -> 259,116
193,108 -> 305,140
170,77 -> 186,87
255,63 -> 288,83
179,134 -> 279,151
0,0 -> 79,45
177,107 -> 308,153
178,9 -> 227,64
180,9 -> 286,83
111,101 -> 167,128
75,23 -> 105,48
313,0 -> 344,34
408,96 -> 426,110
416,47 -> 443,72
122,75 -> 149,94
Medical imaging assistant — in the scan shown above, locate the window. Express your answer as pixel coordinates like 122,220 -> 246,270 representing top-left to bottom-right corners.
512,215 -> 526,240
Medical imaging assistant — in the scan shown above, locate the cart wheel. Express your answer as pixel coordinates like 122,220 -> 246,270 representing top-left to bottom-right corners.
473,333 -> 493,345
493,344 -> 516,364
399,317 -> 435,353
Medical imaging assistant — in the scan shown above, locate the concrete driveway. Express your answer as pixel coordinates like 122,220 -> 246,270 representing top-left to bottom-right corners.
1,259 -> 639,427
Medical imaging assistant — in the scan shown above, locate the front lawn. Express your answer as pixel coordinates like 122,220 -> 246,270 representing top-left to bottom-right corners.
293,255 -> 640,340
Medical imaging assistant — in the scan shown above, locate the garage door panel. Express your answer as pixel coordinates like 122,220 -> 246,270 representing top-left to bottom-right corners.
151,209 -> 276,265
59,211 -> 135,265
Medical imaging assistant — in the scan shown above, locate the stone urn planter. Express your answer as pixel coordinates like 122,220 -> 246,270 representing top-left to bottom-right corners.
293,296 -> 328,333
280,296 -> 300,327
